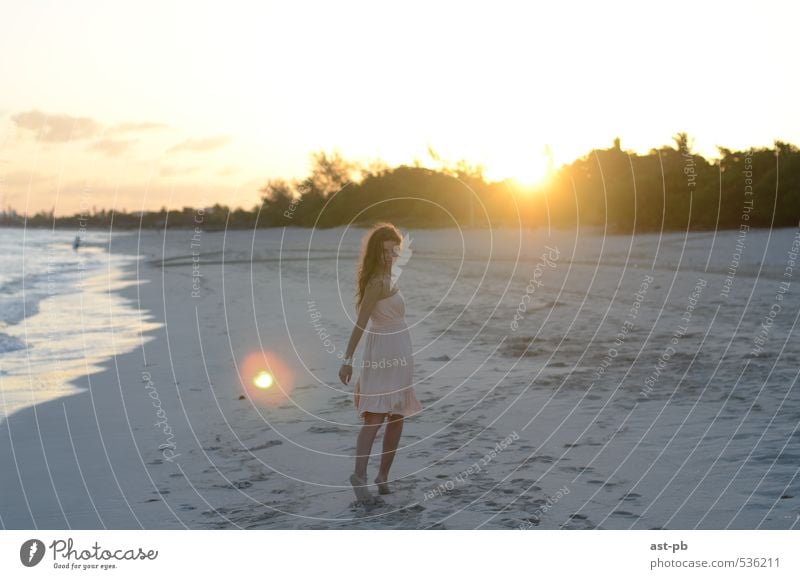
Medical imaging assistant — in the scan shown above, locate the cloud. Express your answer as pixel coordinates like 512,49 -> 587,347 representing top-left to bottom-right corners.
11,109 -> 102,142
87,138 -> 137,157
108,121 -> 170,135
168,135 -> 231,153
11,109 -> 170,144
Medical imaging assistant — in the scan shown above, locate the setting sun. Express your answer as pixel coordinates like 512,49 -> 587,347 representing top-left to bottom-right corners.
482,145 -> 554,189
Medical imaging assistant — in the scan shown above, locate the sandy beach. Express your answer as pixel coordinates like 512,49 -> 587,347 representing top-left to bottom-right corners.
1,225 -> 798,530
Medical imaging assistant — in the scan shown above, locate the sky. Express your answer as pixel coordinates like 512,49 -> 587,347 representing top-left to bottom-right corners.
1,0 -> 798,216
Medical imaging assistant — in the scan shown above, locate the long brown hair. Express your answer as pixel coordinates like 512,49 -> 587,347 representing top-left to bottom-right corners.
355,222 -> 402,310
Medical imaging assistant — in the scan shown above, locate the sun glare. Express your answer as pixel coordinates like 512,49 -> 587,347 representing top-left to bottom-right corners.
483,146 -> 553,190
511,166 -> 550,188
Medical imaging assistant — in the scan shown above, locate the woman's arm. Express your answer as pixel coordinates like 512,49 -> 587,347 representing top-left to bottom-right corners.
338,277 -> 384,384
344,277 -> 384,361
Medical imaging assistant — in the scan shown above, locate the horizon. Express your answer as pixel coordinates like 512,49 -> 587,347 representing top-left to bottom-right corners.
1,0 -> 798,216
0,135 -> 792,219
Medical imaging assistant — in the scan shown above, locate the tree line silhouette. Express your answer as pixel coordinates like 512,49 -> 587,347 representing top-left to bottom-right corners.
3,133 -> 798,233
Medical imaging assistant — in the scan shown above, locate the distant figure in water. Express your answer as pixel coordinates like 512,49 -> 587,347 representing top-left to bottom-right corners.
339,222 -> 422,505
72,235 -> 81,251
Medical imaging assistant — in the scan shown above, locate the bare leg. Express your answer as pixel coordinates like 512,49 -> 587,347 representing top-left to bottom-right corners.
376,413 -> 404,493
351,412 -> 386,503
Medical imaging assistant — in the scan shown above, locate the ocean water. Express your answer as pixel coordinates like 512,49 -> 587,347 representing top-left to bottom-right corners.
0,227 -> 159,423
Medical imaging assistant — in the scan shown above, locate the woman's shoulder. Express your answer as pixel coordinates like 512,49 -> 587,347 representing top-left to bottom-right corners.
365,274 -> 392,296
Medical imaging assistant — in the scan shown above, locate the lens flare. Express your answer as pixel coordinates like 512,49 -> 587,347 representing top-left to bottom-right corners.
240,350 -> 294,406
254,370 -> 274,389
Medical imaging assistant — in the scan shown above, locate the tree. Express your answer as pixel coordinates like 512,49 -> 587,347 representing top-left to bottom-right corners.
307,149 -> 358,197
673,132 -> 694,154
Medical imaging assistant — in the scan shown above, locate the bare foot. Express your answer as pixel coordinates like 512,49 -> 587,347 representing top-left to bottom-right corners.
350,473 -> 376,504
374,473 -> 391,494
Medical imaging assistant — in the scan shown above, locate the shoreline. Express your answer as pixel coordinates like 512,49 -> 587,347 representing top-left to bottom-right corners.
0,232 -> 179,528
0,250 -> 157,426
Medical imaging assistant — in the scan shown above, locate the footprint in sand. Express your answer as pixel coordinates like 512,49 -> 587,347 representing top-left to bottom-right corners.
587,479 -> 618,490
307,425 -> 348,434
331,397 -> 352,409
240,511 -> 283,528
611,510 -> 640,519
232,440 -> 283,452
561,513 -> 596,529
510,477 -> 538,486
212,480 -> 253,490
559,465 -> 595,474
348,497 -> 386,510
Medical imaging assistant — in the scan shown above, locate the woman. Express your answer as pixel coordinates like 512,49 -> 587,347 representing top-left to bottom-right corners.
338,222 -> 423,504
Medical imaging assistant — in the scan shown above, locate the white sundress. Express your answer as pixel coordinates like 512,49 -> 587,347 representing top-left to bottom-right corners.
355,286 -> 423,419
